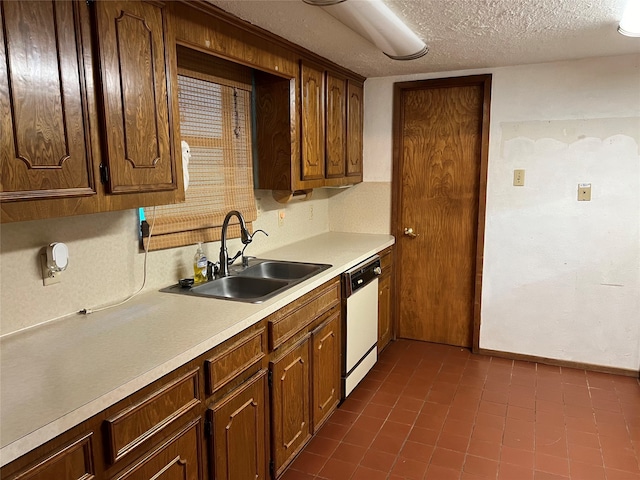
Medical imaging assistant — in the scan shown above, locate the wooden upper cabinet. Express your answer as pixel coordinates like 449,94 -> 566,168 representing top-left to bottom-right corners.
325,72 -> 347,180
92,0 -> 177,194
0,1 -> 96,202
300,61 -> 325,181
346,79 -> 364,180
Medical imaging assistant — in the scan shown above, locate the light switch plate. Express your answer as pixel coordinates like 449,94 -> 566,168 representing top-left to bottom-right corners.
578,183 -> 591,201
513,169 -> 525,186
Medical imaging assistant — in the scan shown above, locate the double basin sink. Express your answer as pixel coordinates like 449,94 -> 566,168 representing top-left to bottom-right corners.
162,259 -> 332,303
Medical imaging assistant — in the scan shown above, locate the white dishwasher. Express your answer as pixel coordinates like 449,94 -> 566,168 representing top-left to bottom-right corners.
342,255 -> 382,398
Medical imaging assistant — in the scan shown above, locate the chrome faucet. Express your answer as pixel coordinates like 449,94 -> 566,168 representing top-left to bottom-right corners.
219,210 -> 252,277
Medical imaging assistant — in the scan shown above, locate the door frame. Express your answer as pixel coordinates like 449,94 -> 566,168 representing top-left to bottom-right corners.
391,74 -> 492,352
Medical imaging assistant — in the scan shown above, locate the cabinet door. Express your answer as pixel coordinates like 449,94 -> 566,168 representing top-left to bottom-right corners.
378,273 -> 393,353
270,335 -> 311,477
209,371 -> 268,480
346,80 -> 363,179
300,61 -> 325,181
0,1 -> 95,202
112,419 -> 202,480
325,72 -> 346,179
93,0 -> 177,194
311,311 -> 341,432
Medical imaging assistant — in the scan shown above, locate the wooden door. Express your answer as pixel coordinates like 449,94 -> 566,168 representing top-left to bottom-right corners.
325,72 -> 346,179
346,80 -> 363,179
0,0 -> 95,203
210,371 -> 268,480
270,335 -> 311,477
393,75 -> 491,348
92,0 -> 177,194
300,61 -> 325,181
311,311 -> 341,433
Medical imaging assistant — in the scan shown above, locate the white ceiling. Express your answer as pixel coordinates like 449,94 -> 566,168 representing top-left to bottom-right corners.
206,0 -> 640,78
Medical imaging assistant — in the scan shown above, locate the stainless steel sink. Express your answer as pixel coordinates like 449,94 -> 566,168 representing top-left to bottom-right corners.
190,276 -> 289,301
161,259 -> 331,303
238,260 -> 328,281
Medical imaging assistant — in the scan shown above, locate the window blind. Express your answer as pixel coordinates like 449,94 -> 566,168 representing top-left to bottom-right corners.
142,49 -> 257,251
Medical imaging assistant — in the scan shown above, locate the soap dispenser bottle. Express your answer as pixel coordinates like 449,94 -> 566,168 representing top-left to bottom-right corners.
193,243 -> 207,284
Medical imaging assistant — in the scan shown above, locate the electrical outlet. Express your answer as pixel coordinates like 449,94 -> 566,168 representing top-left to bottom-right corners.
40,252 -> 61,286
578,183 -> 591,201
278,209 -> 285,227
513,169 -> 525,186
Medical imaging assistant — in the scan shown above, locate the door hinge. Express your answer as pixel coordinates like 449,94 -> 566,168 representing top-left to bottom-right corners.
269,460 -> 275,479
204,420 -> 213,438
99,163 -> 109,184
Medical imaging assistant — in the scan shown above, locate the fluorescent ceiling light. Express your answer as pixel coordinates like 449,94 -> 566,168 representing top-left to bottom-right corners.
619,0 -> 640,37
303,0 -> 428,60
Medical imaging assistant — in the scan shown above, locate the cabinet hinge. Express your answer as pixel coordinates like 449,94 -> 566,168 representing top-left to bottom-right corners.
269,460 -> 275,479
204,420 -> 213,438
99,163 -> 109,184
86,0 -> 94,6
268,369 -> 273,387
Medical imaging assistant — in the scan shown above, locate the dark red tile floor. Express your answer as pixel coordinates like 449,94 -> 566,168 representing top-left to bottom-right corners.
282,340 -> 640,480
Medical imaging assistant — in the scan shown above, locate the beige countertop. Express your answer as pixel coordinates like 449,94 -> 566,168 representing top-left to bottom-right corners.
0,232 -> 394,467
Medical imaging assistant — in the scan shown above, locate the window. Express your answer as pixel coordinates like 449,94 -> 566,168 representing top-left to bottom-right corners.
142,47 -> 257,251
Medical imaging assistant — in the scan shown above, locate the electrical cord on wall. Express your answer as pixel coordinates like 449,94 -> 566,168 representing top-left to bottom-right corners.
78,207 -> 156,315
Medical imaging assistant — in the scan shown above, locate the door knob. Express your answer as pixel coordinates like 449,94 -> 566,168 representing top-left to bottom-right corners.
404,227 -> 418,238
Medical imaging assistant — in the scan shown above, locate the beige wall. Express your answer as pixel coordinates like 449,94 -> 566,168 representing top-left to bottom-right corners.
359,53 -> 640,371
0,190 -> 330,336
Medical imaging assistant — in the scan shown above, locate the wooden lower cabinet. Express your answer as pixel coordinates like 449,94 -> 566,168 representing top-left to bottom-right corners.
5,433 -> 95,480
2,280 -> 349,480
378,247 -> 394,353
378,273 -> 393,353
112,419 -> 203,480
311,312 -> 341,433
209,370 -> 268,480
270,335 -> 311,477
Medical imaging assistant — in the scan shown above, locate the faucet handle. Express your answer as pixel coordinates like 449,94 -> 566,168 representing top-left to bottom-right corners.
228,250 -> 242,265
206,261 -> 219,280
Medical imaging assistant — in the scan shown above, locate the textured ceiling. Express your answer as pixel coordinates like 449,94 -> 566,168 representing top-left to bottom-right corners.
206,0 -> 640,77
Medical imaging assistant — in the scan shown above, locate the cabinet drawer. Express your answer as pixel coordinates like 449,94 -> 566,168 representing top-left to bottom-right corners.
104,369 -> 200,464
8,433 -> 95,480
112,418 -> 202,480
269,279 -> 340,350
204,326 -> 267,395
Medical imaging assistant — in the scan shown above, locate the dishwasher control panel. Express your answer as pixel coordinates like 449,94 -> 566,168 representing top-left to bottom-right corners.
343,255 -> 381,297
